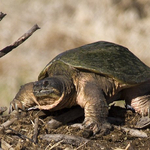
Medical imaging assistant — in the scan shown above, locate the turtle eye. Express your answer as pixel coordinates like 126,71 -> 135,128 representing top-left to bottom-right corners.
43,80 -> 49,87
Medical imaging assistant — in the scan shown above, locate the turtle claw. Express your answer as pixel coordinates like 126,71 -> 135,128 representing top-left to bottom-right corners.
83,117 -> 111,135
27,106 -> 39,111
14,103 -> 18,111
9,99 -> 25,113
9,104 -> 13,114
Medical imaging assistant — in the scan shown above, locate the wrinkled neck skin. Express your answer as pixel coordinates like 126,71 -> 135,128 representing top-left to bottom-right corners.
36,61 -> 78,111
35,75 -> 77,111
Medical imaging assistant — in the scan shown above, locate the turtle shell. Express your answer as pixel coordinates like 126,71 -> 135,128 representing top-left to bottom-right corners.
38,41 -> 150,84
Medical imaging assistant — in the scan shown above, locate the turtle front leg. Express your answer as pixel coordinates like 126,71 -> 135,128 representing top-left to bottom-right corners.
9,82 -> 37,113
77,81 -> 111,135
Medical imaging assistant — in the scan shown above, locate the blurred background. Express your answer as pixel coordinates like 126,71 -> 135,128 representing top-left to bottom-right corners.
0,0 -> 150,108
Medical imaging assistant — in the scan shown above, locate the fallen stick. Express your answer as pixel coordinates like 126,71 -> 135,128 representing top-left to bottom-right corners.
125,143 -> 134,150
71,123 -> 84,129
0,24 -> 40,58
0,117 -> 17,132
32,117 -> 39,143
47,140 -> 63,150
40,134 -> 89,146
114,125 -> 148,138
7,127 -> 35,143
1,139 -> 14,150
0,12 -> 6,21
46,106 -> 83,130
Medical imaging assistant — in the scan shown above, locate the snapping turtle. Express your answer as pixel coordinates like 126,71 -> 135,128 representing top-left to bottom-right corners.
9,41 -> 150,134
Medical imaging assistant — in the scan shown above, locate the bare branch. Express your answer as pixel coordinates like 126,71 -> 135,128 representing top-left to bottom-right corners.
46,106 -> 83,130
0,24 -> 40,58
0,12 -> 6,21
6,127 -> 35,143
40,134 -> 89,146
32,117 -> 39,143
0,117 -> 17,132
1,139 -> 14,150
114,125 -> 148,138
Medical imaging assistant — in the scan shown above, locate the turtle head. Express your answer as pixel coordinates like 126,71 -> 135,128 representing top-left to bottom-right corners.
33,77 -> 76,110
33,77 -> 63,100
33,77 -> 69,110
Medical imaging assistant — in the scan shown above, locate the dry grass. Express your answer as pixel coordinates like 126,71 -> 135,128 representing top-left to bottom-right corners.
0,0 -> 150,107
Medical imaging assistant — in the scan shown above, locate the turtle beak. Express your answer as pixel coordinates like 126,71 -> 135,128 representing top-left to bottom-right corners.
33,78 -> 63,99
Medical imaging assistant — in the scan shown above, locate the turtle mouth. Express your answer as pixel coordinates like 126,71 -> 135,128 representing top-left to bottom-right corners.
33,88 -> 61,99
34,89 -> 54,96
27,92 -> 65,111
33,78 -> 63,98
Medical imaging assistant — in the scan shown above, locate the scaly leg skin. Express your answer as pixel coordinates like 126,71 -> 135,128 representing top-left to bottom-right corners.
131,95 -> 150,128
83,100 -> 111,135
77,81 -> 111,135
9,82 -> 37,113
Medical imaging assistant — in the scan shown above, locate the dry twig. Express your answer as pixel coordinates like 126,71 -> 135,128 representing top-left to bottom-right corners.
46,140 -> 63,150
1,139 -> 14,150
46,106 -> 83,130
0,24 -> 40,58
0,117 -> 34,143
0,117 -> 17,132
6,127 -> 35,143
0,12 -> 6,21
40,134 -> 89,146
32,117 -> 39,143
114,125 -> 148,138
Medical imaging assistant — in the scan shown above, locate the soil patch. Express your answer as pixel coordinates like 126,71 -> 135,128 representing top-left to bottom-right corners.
0,105 -> 150,150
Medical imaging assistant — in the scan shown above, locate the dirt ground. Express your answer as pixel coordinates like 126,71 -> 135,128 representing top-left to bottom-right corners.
1,0 -> 150,109
0,104 -> 150,150
1,1 -> 150,150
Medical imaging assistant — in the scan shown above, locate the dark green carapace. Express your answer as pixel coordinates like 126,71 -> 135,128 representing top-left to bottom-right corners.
39,41 -> 150,84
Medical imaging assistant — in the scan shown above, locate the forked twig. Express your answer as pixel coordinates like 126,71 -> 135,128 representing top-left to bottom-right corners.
0,24 -> 40,58
0,12 -> 6,21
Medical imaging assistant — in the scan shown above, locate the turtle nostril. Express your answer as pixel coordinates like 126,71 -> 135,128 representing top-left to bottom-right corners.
43,80 -> 49,87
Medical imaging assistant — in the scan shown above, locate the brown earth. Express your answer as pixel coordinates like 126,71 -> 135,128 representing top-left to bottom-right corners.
1,0 -> 150,108
0,1 -> 150,150
0,104 -> 150,150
